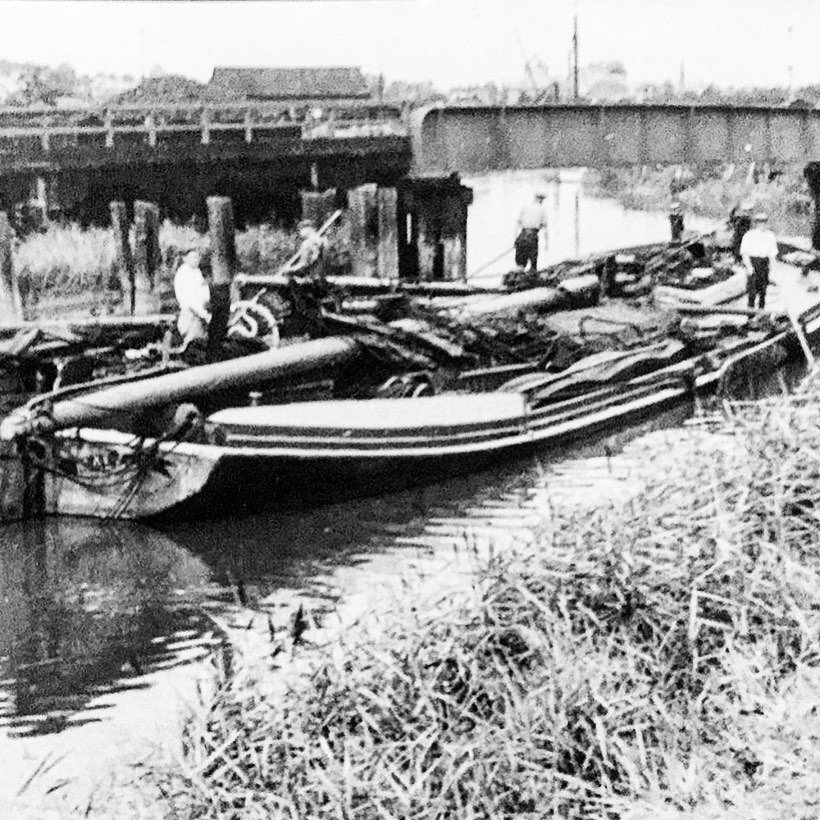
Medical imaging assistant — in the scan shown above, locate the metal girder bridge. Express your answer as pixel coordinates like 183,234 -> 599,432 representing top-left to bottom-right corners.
411,104 -> 820,173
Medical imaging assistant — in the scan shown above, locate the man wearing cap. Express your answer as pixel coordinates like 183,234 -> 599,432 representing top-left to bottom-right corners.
291,219 -> 329,281
739,212 -> 779,309
668,201 -> 685,242
515,192 -> 549,271
173,248 -> 211,349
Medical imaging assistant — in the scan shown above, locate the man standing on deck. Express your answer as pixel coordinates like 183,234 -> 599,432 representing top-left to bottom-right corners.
729,201 -> 753,261
174,248 -> 211,349
290,219 -> 329,282
515,192 -> 548,271
740,212 -> 779,309
668,201 -> 684,242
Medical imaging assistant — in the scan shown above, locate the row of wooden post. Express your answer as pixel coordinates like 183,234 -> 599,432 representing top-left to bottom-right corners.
109,196 -> 236,318
0,184 -> 398,324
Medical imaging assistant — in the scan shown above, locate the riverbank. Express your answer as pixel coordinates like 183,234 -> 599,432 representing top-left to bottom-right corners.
153,392 -> 820,819
584,165 -> 813,239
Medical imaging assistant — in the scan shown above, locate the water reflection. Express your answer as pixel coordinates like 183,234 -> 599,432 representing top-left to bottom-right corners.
0,520 -> 215,736
464,168 -> 718,282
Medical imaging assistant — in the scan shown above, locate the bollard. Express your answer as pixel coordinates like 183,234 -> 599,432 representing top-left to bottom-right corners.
0,212 -> 21,321
110,201 -> 135,313
207,196 -> 236,361
134,201 -> 161,314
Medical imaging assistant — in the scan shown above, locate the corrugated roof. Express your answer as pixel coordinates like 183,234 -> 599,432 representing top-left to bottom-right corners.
209,67 -> 370,100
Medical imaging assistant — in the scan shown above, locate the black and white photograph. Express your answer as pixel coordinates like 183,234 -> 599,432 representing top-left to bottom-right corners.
1,0 -> 820,816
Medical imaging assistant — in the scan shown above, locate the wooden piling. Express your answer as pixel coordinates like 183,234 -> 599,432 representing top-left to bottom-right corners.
377,187 -> 399,280
207,196 -> 236,361
300,188 -> 337,227
133,201 -> 161,315
804,162 -> 820,251
0,212 -> 21,322
347,184 -> 378,278
110,201 -> 135,314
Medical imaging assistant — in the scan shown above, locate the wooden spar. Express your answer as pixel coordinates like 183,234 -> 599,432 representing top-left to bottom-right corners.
42,336 -> 360,431
0,314 -> 175,336
235,272 -> 503,297
454,287 -> 568,319
110,201 -> 135,314
673,304 -> 787,318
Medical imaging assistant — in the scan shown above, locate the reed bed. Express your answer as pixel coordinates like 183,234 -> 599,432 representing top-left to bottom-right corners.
16,217 -> 352,319
155,397 -> 820,819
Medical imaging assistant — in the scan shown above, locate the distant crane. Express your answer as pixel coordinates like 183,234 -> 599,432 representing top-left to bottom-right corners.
513,27 -> 553,103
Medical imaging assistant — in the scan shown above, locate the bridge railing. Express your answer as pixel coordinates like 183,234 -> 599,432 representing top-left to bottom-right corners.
0,101 -> 409,161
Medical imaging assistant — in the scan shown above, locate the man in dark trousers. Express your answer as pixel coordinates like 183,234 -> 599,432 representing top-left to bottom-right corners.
514,192 -> 548,271
668,201 -> 684,242
739,212 -> 779,309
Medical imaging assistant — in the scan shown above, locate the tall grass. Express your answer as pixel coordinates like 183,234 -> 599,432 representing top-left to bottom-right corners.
16,218 -> 351,319
155,397 -> 820,818
585,165 -> 813,237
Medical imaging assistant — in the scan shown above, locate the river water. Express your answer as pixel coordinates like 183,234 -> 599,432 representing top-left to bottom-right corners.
0,170 -> 725,816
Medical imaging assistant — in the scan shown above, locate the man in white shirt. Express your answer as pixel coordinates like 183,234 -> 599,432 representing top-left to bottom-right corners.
174,249 -> 211,348
739,212 -> 779,309
514,192 -> 548,271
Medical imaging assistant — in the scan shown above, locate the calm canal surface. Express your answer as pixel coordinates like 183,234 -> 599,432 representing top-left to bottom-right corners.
0,170 -> 722,814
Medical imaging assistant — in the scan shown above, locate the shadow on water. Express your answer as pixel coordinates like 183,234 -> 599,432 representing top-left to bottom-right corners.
0,404 -> 690,738
0,357 -> 806,738
0,520 -> 217,737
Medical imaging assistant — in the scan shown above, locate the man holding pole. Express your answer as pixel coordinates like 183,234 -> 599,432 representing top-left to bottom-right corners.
290,219 -> 329,282
514,192 -> 548,271
739,212 -> 779,309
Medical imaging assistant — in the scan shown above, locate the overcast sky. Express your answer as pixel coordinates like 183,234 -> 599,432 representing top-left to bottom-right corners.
1,0 -> 817,90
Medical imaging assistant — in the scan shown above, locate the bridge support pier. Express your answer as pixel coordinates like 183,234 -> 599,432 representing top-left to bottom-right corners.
804,162 -> 820,251
397,176 -> 473,282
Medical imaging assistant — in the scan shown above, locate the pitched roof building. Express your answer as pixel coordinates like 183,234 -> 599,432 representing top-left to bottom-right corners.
209,67 -> 371,102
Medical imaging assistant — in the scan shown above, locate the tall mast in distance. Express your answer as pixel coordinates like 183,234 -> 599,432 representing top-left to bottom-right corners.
572,13 -> 580,101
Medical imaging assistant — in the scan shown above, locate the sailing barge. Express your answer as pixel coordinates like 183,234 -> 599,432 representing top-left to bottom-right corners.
0,237 -> 815,522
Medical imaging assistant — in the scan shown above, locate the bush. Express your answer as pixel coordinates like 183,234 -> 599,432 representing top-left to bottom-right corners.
159,398 -> 820,818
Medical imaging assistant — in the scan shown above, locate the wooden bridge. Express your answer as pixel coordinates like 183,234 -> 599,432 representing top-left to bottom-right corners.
2,100 -> 819,223
0,101 -> 409,171
0,101 -> 411,223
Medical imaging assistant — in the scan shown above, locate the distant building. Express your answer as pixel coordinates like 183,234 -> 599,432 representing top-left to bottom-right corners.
209,67 -> 371,103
